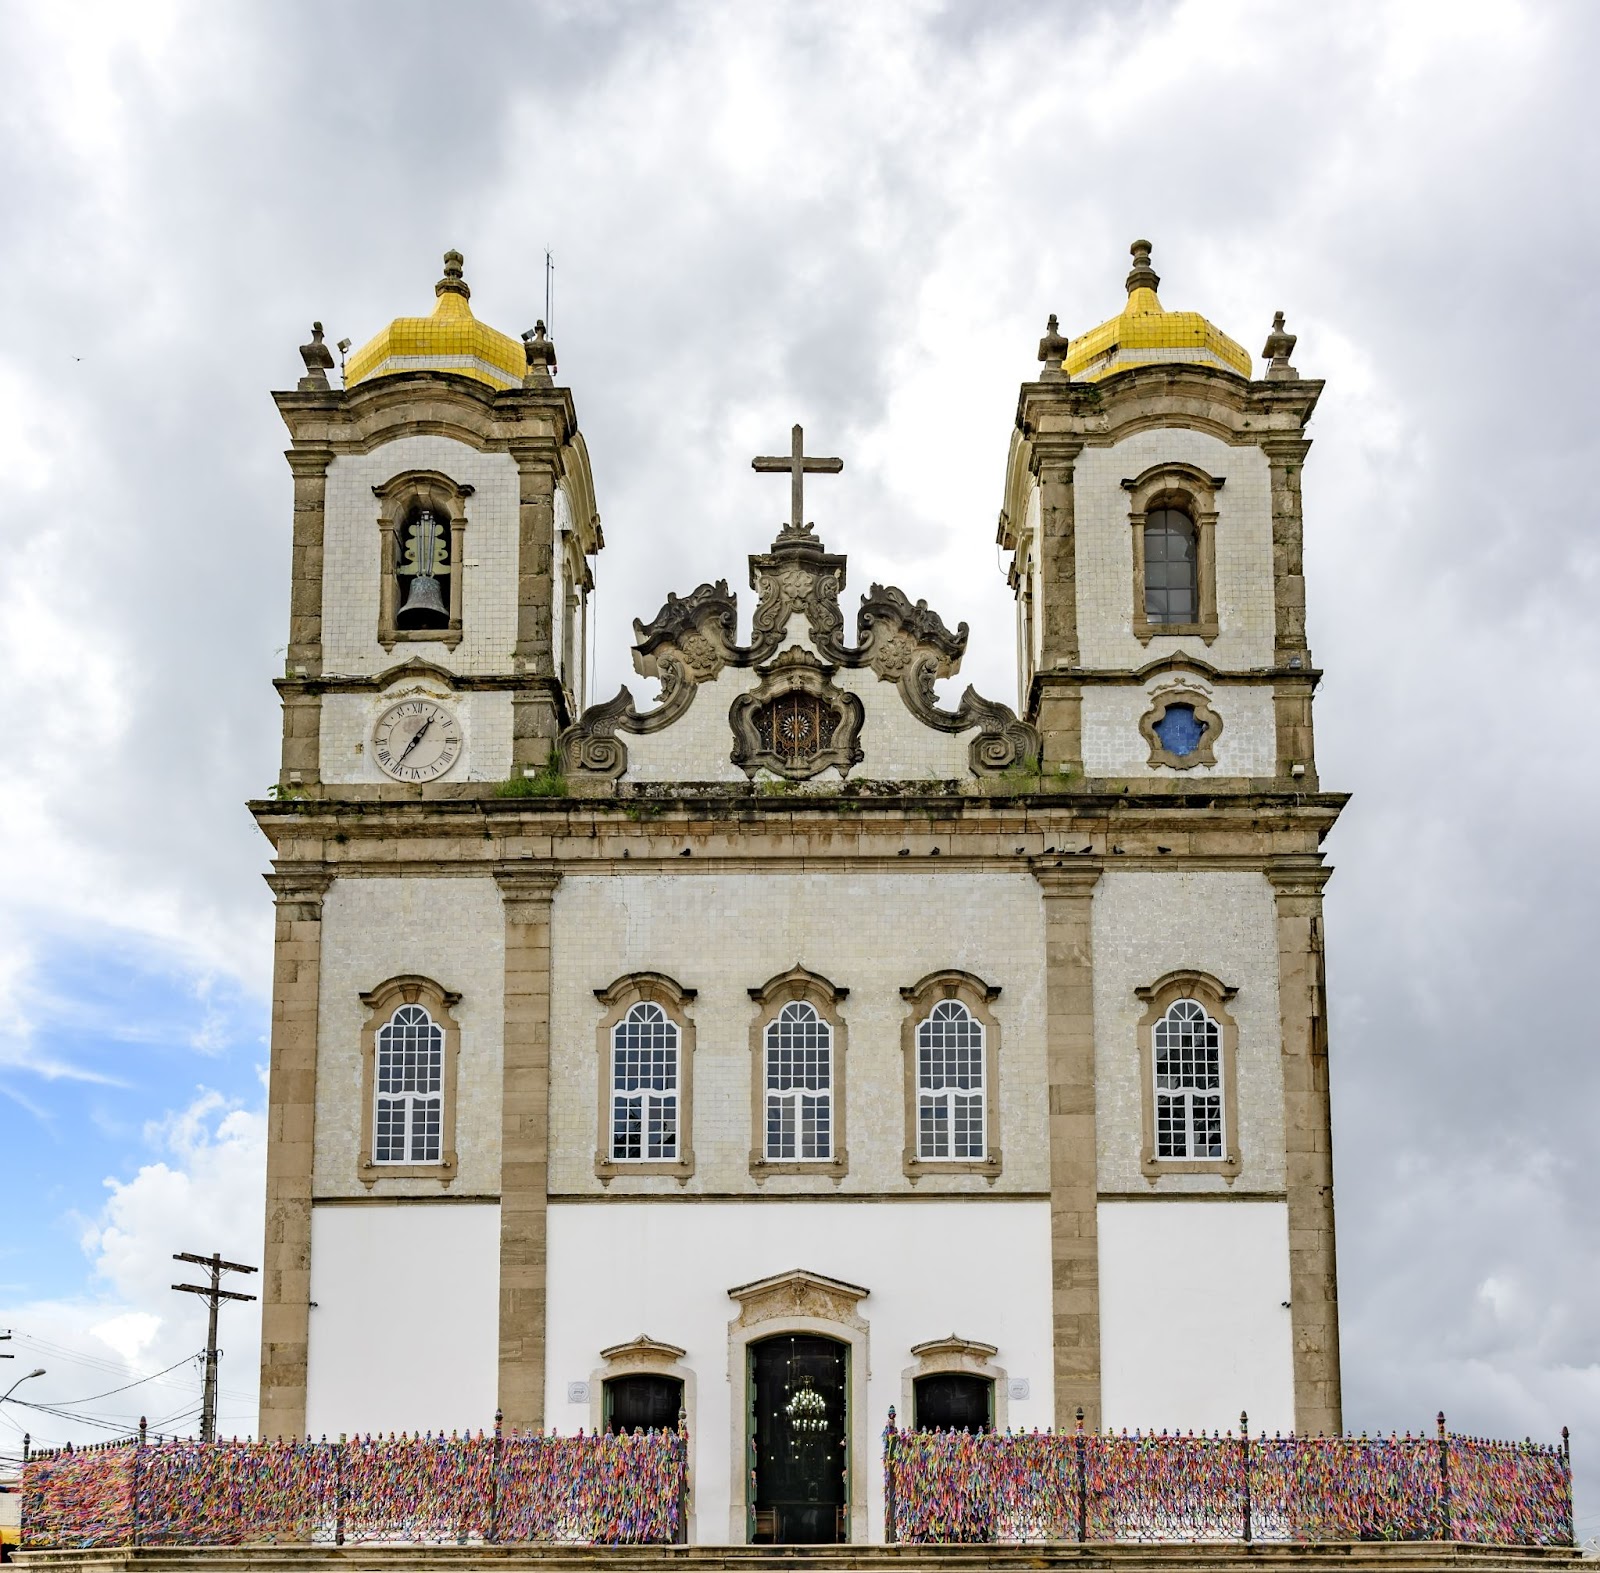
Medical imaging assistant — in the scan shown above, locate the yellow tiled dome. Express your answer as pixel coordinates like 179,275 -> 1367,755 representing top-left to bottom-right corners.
1062,240 -> 1252,383
344,251 -> 526,390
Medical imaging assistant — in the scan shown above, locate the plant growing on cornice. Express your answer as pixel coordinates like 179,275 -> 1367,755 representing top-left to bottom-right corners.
266,781 -> 308,800
495,752 -> 568,799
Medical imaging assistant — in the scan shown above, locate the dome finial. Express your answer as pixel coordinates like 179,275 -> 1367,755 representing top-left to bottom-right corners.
1261,310 -> 1300,380
297,321 -> 334,391
1126,239 -> 1161,296
1037,313 -> 1071,380
522,321 -> 558,387
436,249 -> 471,301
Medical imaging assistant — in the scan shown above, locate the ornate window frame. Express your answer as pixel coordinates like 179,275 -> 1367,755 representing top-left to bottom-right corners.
1136,970 -> 1241,1180
1123,462 -> 1223,645
729,647 -> 865,781
1139,686 -> 1224,770
899,971 -> 1003,1180
748,966 -> 849,1179
358,974 -> 461,1186
588,1334 -> 695,1445
594,972 -> 697,1184
371,469 -> 474,650
901,1334 -> 1009,1433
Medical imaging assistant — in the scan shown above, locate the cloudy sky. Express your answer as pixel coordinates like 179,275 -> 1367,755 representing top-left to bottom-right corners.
1,0 -> 1596,1535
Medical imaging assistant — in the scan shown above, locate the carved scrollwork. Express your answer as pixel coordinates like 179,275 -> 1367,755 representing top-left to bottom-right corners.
856,584 -> 968,679
898,653 -> 1040,775
729,647 -> 864,781
747,543 -> 849,663
632,580 -> 739,685
557,655 -> 697,780
563,524 -> 1036,783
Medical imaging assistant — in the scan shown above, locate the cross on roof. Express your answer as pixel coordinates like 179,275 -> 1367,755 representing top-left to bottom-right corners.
752,424 -> 843,539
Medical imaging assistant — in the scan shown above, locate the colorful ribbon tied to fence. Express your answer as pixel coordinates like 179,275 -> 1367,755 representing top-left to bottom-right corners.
883,1421 -> 1572,1546
22,1428 -> 686,1549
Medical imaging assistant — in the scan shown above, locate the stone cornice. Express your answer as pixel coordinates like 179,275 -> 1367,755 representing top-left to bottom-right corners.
1267,859 -> 1335,899
1016,364 -> 1323,449
273,371 -> 578,456
249,795 -> 1347,877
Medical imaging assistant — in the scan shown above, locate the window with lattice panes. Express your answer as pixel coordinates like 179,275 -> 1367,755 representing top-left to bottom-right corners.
1153,998 -> 1224,1159
374,1004 -> 444,1163
610,1001 -> 680,1161
916,1000 -> 986,1160
1143,507 -> 1198,624
765,1001 -> 832,1160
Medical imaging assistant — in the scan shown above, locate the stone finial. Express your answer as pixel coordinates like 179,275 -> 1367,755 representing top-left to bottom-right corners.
1037,313 -> 1071,379
522,320 -> 557,386
435,249 -> 471,300
297,321 -> 335,391
1261,310 -> 1299,380
1125,238 -> 1161,295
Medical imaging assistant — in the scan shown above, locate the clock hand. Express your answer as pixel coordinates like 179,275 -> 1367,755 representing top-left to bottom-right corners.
394,714 -> 434,765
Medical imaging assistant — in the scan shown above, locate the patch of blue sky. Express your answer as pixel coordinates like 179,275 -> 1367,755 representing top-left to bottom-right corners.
0,932 -> 267,1303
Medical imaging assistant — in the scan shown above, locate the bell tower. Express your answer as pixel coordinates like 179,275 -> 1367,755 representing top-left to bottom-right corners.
272,251 -> 602,796
1000,240 -> 1320,790
998,242 -> 1344,1438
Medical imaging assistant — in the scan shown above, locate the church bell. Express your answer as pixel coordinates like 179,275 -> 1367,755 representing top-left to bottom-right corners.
399,508 -> 449,619
399,571 -> 448,618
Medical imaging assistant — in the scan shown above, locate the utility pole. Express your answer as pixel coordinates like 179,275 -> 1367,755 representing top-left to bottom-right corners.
172,1252 -> 257,1442
1,1327 -> 12,1359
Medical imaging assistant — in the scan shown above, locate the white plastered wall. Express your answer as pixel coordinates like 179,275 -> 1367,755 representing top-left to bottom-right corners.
320,685 -> 513,784
1097,1201 -> 1294,1433
1092,871 -> 1285,1194
1081,675 -> 1276,778
544,1199 -> 1052,1544
1073,429 -> 1274,671
548,869 -> 1047,1195
616,615 -> 980,783
306,1202 -> 500,1438
321,435 -> 521,676
313,876 -> 506,1198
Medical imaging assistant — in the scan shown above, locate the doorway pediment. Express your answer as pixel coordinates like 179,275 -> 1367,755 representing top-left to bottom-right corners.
727,1268 -> 869,1332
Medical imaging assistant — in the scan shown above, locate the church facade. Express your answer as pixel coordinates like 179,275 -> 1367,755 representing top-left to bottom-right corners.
255,243 -> 1343,1545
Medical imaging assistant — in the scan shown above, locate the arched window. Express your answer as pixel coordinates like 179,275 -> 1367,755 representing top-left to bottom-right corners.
1143,507 -> 1198,625
916,1001 -> 986,1160
1153,998 -> 1223,1159
765,1001 -> 833,1161
610,1001 -> 680,1162
374,1003 -> 444,1163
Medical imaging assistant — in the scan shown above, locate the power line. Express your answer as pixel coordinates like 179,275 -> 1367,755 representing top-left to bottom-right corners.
6,1332 -> 251,1404
42,1353 -> 201,1407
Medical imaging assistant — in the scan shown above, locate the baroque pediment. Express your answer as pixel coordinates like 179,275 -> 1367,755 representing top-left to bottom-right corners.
558,526 -> 1038,784
727,1267 -> 870,1332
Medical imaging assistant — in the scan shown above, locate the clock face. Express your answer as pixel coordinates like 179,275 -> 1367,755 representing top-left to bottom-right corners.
372,699 -> 462,783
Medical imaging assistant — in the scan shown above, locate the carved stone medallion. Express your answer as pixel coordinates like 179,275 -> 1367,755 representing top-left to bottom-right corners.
729,648 -> 864,780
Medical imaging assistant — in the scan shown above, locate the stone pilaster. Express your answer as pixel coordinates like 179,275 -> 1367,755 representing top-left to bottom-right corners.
258,868 -> 331,1439
1263,436 -> 1319,787
286,448 -> 332,675
511,444 -> 563,771
1028,439 -> 1085,778
494,867 -> 560,1429
1035,865 -> 1102,1428
1269,861 -> 1342,1436
280,448 -> 333,790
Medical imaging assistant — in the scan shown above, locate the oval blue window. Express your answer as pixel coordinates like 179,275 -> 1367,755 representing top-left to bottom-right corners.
1153,703 -> 1206,758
